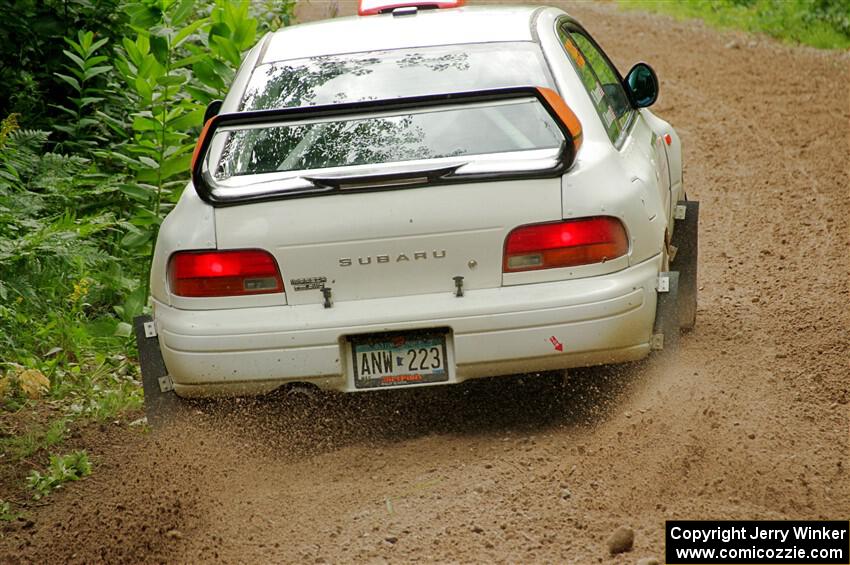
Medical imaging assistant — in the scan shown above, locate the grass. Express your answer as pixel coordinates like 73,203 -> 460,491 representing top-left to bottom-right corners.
1,359 -> 142,460
0,418 -> 68,461
0,327 -> 141,522
0,360 -> 142,515
618,0 -> 850,50
1,382 -> 141,462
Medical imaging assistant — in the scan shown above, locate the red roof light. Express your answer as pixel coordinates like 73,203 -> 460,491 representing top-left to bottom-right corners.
358,0 -> 464,16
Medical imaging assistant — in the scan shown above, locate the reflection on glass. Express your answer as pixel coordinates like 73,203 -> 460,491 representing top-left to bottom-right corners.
213,100 -> 563,179
240,42 -> 554,111
627,65 -> 656,107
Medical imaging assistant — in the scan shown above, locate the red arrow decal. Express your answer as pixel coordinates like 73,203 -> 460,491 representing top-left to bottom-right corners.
549,336 -> 564,352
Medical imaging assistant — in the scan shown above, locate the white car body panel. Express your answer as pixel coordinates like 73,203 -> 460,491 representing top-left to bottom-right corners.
149,185 -> 216,307
154,253 -> 660,397
259,6 -> 537,64
149,5 -> 686,397
215,177 -> 562,303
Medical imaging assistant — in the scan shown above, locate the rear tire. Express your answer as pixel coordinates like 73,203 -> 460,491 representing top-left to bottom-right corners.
671,200 -> 699,330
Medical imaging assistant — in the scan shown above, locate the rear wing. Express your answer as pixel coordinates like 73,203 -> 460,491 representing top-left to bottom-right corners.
191,86 -> 583,206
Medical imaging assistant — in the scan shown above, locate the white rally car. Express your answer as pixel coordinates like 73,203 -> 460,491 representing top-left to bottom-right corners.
135,0 -> 698,413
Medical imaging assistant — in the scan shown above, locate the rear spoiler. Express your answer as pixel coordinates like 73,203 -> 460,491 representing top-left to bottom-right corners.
191,86 -> 583,206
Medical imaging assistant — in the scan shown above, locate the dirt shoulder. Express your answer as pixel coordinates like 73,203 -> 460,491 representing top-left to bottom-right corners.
2,2 -> 848,563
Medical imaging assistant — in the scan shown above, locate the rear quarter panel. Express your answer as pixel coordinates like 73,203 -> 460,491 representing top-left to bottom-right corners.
535,7 -> 670,265
150,184 -> 217,307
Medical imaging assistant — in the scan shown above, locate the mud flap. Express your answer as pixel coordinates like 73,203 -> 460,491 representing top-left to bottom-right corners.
133,315 -> 182,427
672,200 -> 699,329
652,271 -> 680,356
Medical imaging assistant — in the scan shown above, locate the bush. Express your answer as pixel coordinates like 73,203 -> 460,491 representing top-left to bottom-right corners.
0,0 -> 294,477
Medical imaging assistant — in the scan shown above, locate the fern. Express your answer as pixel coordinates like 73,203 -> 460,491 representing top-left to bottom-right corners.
0,116 -> 124,363
0,129 -> 53,190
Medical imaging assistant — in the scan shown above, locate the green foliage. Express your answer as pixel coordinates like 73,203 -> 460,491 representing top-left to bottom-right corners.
0,115 -> 129,365
26,450 -> 92,500
0,0 -> 276,370
53,31 -> 114,152
108,0 -> 261,299
62,355 -> 144,419
255,0 -> 298,33
186,1 -> 258,103
619,0 -> 850,50
0,0 -> 126,128
0,499 -> 22,522
0,0 -> 293,490
0,418 -> 68,461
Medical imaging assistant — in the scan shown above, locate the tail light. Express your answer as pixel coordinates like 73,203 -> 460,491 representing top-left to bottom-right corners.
168,249 -> 284,297
503,217 -> 628,272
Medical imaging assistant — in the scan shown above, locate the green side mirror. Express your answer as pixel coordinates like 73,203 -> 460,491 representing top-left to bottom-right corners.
625,63 -> 659,108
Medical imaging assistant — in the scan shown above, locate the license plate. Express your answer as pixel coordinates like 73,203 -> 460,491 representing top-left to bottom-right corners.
350,332 -> 450,389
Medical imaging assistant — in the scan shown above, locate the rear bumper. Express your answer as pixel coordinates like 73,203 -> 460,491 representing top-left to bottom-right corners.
155,255 -> 661,397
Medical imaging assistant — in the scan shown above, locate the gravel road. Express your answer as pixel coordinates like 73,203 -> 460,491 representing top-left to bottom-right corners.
3,1 -> 848,563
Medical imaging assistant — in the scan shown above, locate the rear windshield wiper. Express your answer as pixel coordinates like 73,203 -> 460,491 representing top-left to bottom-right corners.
303,162 -> 465,191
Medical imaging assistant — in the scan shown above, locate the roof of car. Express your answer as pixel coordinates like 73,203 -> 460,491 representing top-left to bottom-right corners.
260,6 -> 543,64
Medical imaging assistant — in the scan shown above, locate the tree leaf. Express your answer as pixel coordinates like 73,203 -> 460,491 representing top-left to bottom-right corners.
211,35 -> 241,66
122,286 -> 147,321
113,321 -> 133,337
62,49 -> 87,71
89,36 -> 110,54
174,18 -> 207,49
209,58 -> 234,81
77,30 -> 93,51
54,73 -> 81,92
132,115 -> 160,132
136,33 -> 150,57
118,183 -> 153,203
122,37 -> 143,66
83,65 -> 112,81
167,108 -> 205,130
159,153 -> 191,180
84,55 -> 109,68
150,35 -> 169,67
173,53 -> 206,69
79,96 -> 105,108
155,74 -> 187,86
134,75 -> 153,104
129,5 -> 162,28
231,19 -> 257,50
209,21 -> 231,40
138,156 -> 159,169
172,0 -> 196,26
121,230 -> 152,249
191,59 -> 225,91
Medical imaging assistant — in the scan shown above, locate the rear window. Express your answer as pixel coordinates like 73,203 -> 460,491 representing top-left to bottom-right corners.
240,42 -> 554,110
212,98 -> 564,179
